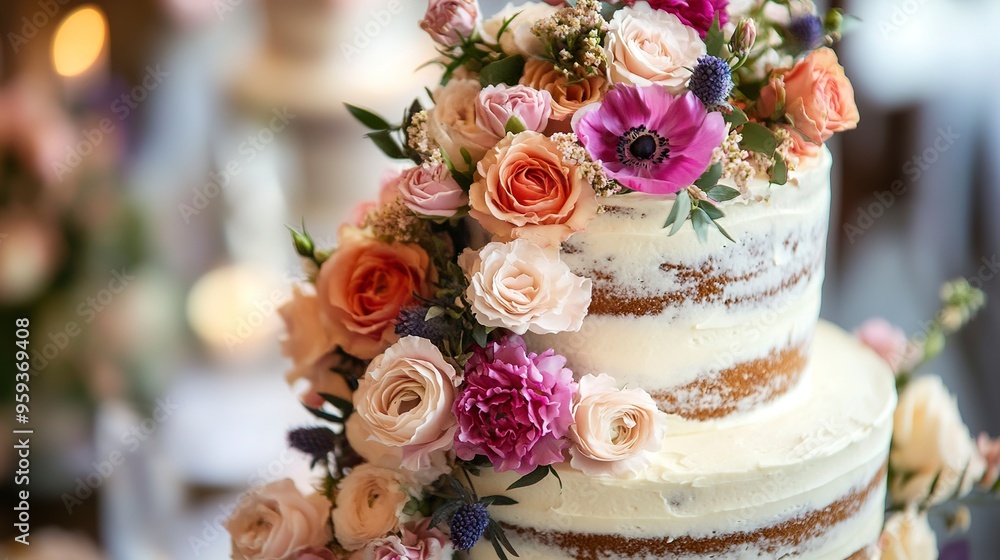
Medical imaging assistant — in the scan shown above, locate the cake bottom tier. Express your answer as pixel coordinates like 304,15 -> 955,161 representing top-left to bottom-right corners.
469,322 -> 897,560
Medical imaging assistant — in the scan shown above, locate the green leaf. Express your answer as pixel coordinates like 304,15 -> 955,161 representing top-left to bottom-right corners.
694,162 -> 723,191
724,105 -> 749,127
504,116 -> 527,135
345,103 -> 392,130
495,12 -> 521,43
481,495 -> 518,507
430,501 -> 463,528
705,15 -> 725,57
548,466 -> 562,491
707,185 -> 741,202
488,520 -> 518,556
318,393 -> 354,416
507,464 -> 551,491
425,306 -> 446,321
701,202 -> 725,220
366,129 -> 406,159
740,123 -> 777,156
460,147 -> 473,166
663,194 -> 682,229
691,207 -> 712,243
479,55 -> 526,87
668,190 -> 691,236
712,218 -> 736,243
771,155 -> 788,185
304,406 -> 346,424
403,497 -> 422,516
489,528 -> 511,560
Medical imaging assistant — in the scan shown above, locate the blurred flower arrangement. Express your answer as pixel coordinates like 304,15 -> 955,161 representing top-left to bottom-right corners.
222,1 -> 871,559
855,279 -> 999,560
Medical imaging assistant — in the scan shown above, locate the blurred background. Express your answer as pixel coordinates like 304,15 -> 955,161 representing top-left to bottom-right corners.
0,0 -> 997,558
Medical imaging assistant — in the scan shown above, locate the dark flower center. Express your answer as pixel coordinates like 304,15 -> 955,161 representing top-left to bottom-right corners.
617,125 -> 669,169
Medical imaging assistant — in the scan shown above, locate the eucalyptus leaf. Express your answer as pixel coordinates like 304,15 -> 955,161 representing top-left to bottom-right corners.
425,306 -> 446,321
724,105 -> 748,127
691,207 -> 712,243
345,103 -> 392,130
694,163 -> 723,191
701,202 -> 724,220
707,185 -> 741,202
668,190 -> 691,236
479,55 -> 526,87
771,155 -> 788,185
740,122 -> 777,156
365,129 -> 407,159
663,195 -> 682,229
713,219 -> 736,243
705,15 -> 725,57
507,464 -> 550,491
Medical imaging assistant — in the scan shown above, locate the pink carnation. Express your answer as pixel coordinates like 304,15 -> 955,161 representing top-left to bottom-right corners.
353,520 -> 451,560
855,318 -> 907,373
453,335 -> 577,475
626,0 -> 729,38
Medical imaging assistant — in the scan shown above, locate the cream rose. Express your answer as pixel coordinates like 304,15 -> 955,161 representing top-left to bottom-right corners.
880,508 -> 937,560
481,2 -> 559,57
352,337 -> 461,471
333,465 -> 408,551
427,79 -> 497,173
890,375 -> 986,506
460,239 -> 591,335
569,373 -> 667,477
469,131 -> 598,247
345,416 -> 452,487
226,479 -> 332,560
605,3 -> 706,93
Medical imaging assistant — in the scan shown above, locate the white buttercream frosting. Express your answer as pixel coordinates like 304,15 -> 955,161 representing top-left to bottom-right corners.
470,322 -> 897,560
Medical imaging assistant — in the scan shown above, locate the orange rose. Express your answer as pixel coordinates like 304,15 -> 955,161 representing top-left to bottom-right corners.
520,59 -> 607,122
778,48 -> 859,144
469,131 -> 598,247
316,228 -> 432,359
779,125 -> 821,160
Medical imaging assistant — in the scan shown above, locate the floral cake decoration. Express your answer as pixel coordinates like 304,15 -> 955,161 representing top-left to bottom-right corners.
220,2 -> 992,560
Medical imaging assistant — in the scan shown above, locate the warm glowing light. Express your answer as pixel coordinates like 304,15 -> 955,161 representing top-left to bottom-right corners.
51,6 -> 107,77
186,264 -> 285,355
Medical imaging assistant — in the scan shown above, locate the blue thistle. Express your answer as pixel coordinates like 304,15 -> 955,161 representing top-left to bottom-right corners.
449,502 -> 489,551
395,306 -> 452,346
288,427 -> 337,463
788,15 -> 824,52
689,56 -> 734,108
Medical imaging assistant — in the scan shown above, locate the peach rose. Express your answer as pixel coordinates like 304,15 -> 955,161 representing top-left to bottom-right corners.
890,375 -> 985,506
316,228 -> 432,359
427,79 -> 497,173
880,508 -> 937,560
569,373 -> 667,478
393,163 -> 468,218
779,125 -> 821,162
352,337 -> 461,472
226,479 -> 332,560
775,47 -> 859,144
469,131 -> 598,246
279,285 -> 336,375
332,465 -> 408,551
520,59 -> 607,122
604,3 -> 705,93
459,239 -> 592,335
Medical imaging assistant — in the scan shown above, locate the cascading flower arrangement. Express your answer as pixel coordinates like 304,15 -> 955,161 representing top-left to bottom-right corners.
221,1 -> 892,559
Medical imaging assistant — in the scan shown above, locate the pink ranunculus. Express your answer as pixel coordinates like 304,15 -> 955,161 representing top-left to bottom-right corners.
977,433 -> 1000,490
354,520 -> 452,560
394,164 -> 468,218
475,84 -> 553,138
574,85 -> 726,194
420,0 -> 479,48
316,227 -> 433,360
645,0 -> 730,38
453,335 -> 577,475
855,318 -> 907,374
777,47 -> 859,144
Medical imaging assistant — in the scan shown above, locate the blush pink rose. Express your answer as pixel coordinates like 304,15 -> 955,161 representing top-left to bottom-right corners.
475,84 -> 553,138
226,479 -> 332,560
294,548 -> 336,560
855,318 -> 907,374
317,228 -> 433,360
776,47 -> 859,144
469,131 -> 598,247
351,520 -> 451,560
420,0 -> 479,47
393,164 -> 468,218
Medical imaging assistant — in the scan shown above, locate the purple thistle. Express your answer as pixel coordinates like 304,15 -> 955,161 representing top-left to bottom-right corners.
449,502 -> 489,550
689,55 -> 734,107
788,14 -> 824,52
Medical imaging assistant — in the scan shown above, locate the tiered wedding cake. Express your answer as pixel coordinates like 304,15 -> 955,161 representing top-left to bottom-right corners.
469,149 -> 897,559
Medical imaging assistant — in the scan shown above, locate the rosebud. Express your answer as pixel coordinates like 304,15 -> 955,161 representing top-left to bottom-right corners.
288,224 -> 314,258
729,19 -> 757,57
824,9 -> 844,36
420,0 -> 480,48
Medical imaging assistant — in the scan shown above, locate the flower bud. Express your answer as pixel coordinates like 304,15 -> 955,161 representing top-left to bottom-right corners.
729,19 -> 756,57
288,225 -> 314,258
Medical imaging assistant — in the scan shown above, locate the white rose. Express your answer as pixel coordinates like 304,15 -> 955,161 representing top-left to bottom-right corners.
890,375 -> 986,506
345,416 -> 452,487
481,2 -> 559,58
605,3 -> 706,93
427,79 -> 497,173
569,373 -> 667,477
352,336 -> 461,470
332,465 -> 408,551
460,239 -> 591,335
226,479 -> 332,560
880,508 -> 937,560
